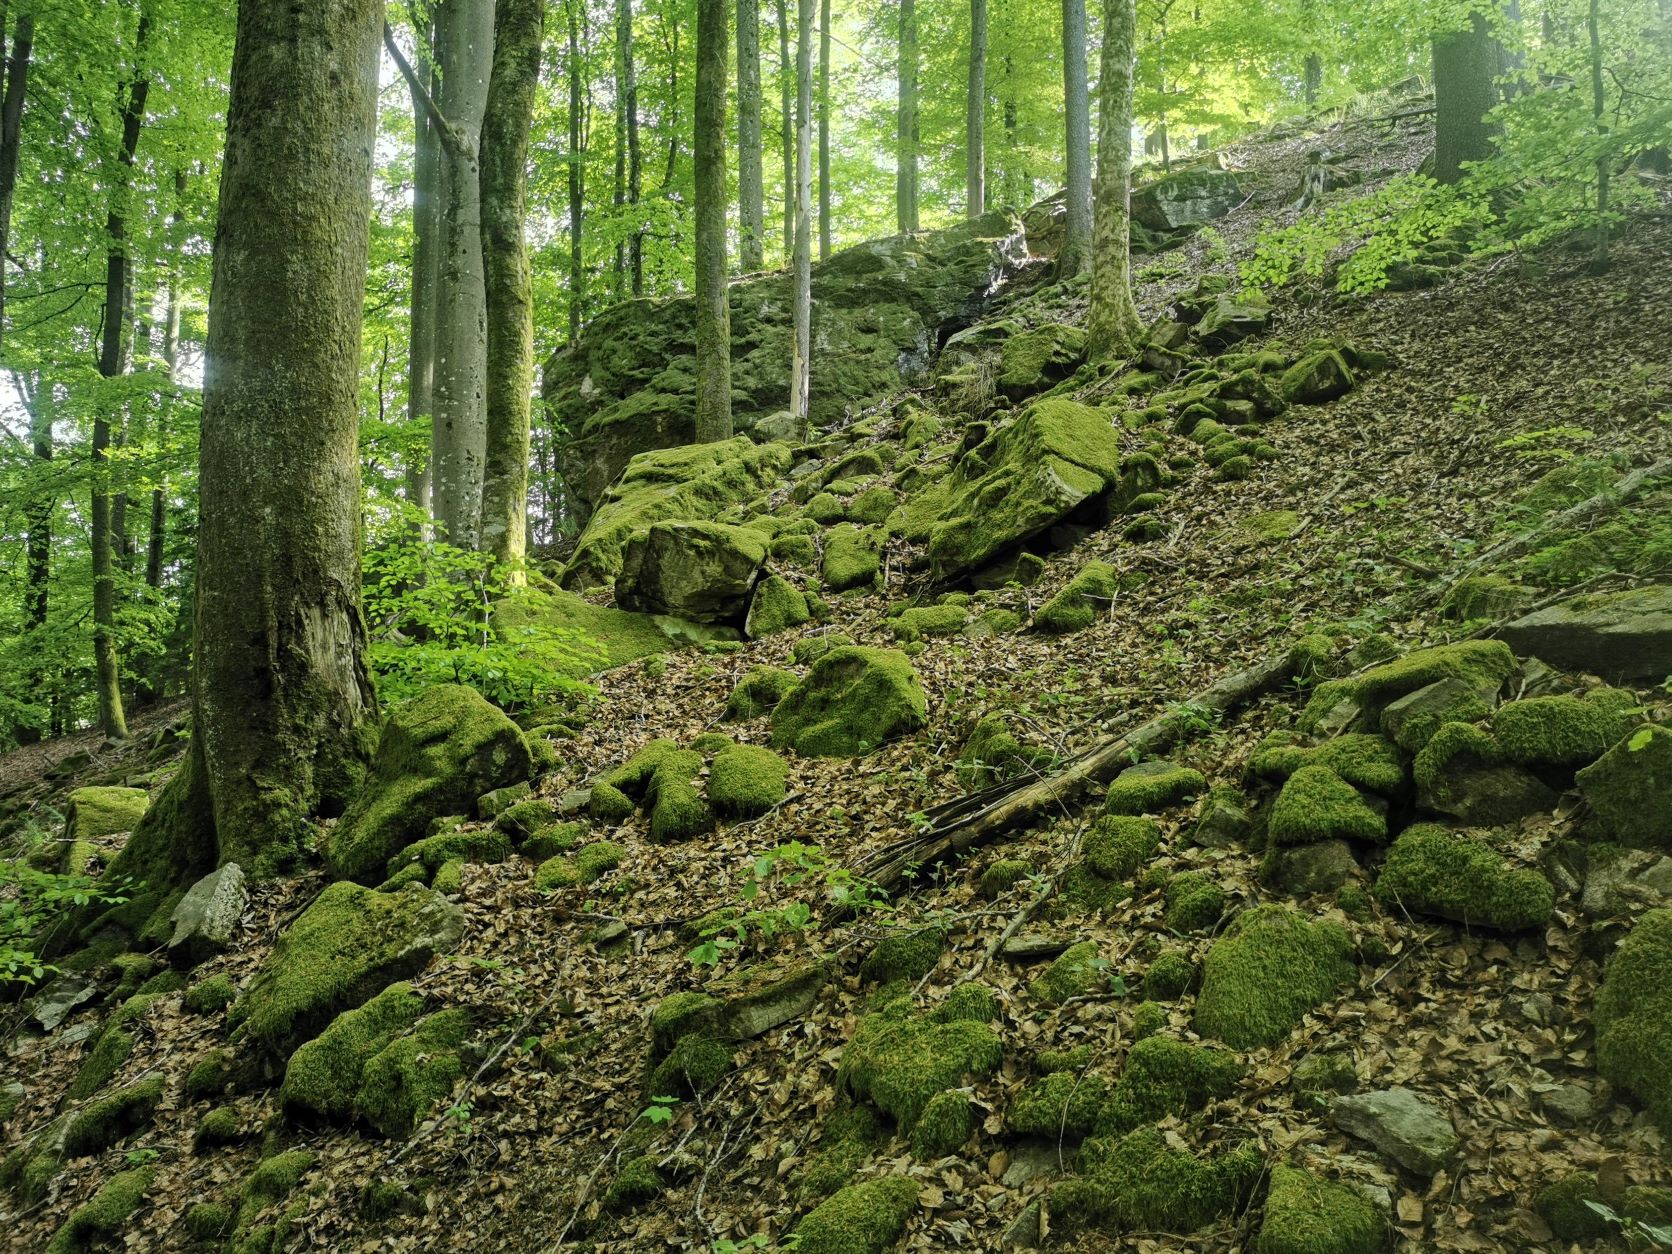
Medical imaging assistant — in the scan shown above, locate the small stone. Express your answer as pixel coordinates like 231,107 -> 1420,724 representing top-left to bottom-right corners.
1000,933 -> 1077,962
1581,847 -> 1672,920
1001,1201 -> 1042,1250
477,780 -> 532,819
1535,1082 -> 1600,1126
1000,1145 -> 1064,1189
167,864 -> 248,965
30,974 -> 98,1032
1333,1088 -> 1460,1175
1262,840 -> 1360,896
1191,791 -> 1251,848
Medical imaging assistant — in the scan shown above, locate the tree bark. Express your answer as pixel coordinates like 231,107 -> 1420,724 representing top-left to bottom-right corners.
896,0 -> 918,233
112,0 -> 381,893
480,0 -> 542,577
25,380 -> 49,634
776,0 -> 792,260
622,0 -> 642,293
791,0 -> 812,428
1304,51 -> 1322,107
694,0 -> 733,442
406,16 -> 440,521
1088,0 -> 1142,359
1059,0 -> 1092,275
817,0 -> 830,259
966,0 -> 986,217
1432,11 -> 1499,184
431,0 -> 494,551
568,0 -> 586,341
737,0 -> 764,271
1585,0 -> 1609,273
0,11 -> 31,356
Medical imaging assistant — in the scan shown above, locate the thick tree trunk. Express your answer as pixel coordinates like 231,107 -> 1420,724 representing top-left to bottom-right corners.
568,0 -> 586,341
406,17 -> 440,520
817,0 -> 830,259
480,0 -> 543,576
896,0 -> 918,233
1087,0 -> 1142,358
694,0 -> 733,442
112,0 -> 381,895
737,0 -> 764,271
776,0 -> 792,260
791,0 -> 812,428
1059,0 -> 1092,275
1432,11 -> 1499,184
966,0 -> 986,217
431,0 -> 494,551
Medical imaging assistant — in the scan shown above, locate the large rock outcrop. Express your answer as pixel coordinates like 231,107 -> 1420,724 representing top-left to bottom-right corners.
1496,586 -> 1672,683
544,210 -> 1027,515
615,521 -> 768,624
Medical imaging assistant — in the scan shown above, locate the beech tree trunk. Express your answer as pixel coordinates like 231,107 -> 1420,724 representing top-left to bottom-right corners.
776,0 -> 792,259
1087,0 -> 1142,358
112,0 -> 381,894
791,0 -> 812,428
568,0 -> 586,340
1432,11 -> 1499,184
624,0 -> 642,294
896,0 -> 918,233
1585,0 -> 1609,273
738,0 -> 765,271
817,0 -> 830,259
1304,52 -> 1322,107
0,10 -> 31,353
480,0 -> 543,575
405,17 -> 440,520
967,0 -> 986,217
694,0 -> 733,442
1059,0 -> 1092,275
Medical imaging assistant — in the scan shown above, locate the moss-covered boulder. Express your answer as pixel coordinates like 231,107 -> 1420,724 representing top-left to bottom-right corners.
1009,1069 -> 1110,1138
43,1166 -> 153,1254
1030,939 -> 1107,1004
1492,687 -> 1639,769
1496,585 -> 1672,683
55,787 -> 148,874
955,713 -> 1054,790
1034,561 -> 1116,634
62,1076 -> 164,1156
1374,825 -> 1554,930
792,1175 -> 920,1254
998,322 -> 1087,398
1576,725 -> 1672,849
1051,1127 -> 1262,1234
1300,641 -> 1515,735
1085,815 -> 1161,879
1280,349 -> 1355,405
1256,1163 -> 1387,1254
329,685 -> 532,882
1097,1035 -> 1242,1133
771,647 -> 927,757
724,665 -> 800,720
1413,722 -> 1558,826
1194,905 -> 1356,1049
1133,167 -> 1243,231
745,574 -> 812,638
708,744 -> 790,819
355,1006 -> 471,1137
1267,766 -> 1388,846
1103,760 -> 1206,815
1594,908 -> 1672,1135
821,523 -> 884,592
838,985 -> 1002,1134
1378,678 -> 1494,754
280,982 -> 427,1123
1164,871 -> 1227,932
614,520 -> 768,625
1249,733 -> 1405,795
228,881 -> 465,1060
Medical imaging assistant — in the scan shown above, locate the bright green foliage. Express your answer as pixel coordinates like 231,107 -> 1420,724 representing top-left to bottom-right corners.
745,574 -> 812,638
799,1103 -> 886,1201
43,1166 -> 153,1254
771,647 -> 927,757
1143,950 -> 1195,1000
1594,909 -> 1672,1136
1194,905 -> 1355,1049
1009,1070 -> 1109,1139
724,666 -> 800,721
1030,940 -> 1107,1005
955,714 -> 1054,790
1374,825 -> 1554,931
1534,1174 -> 1612,1242
280,982 -> 426,1123
792,1175 -> 920,1254
1300,641 -> 1514,733
890,603 -> 967,642
535,841 -> 627,891
1256,1163 -> 1387,1254
63,1076 -> 164,1156
860,926 -> 947,984
648,1033 -> 734,1097
602,1155 -> 663,1212
1250,734 -> 1405,795
910,1089 -> 972,1158
1267,766 -> 1388,846
980,859 -> 1033,899
227,881 -> 463,1059
329,685 -> 533,882
184,974 -> 238,1015
1051,1127 -> 1262,1234
1103,761 -> 1207,816
1493,689 -> 1640,769
839,985 -> 1001,1132
1097,1036 -> 1243,1134
355,1008 -> 471,1137
1034,562 -> 1117,634
1576,725 -> 1672,848
708,744 -> 790,819
194,1105 -> 243,1152
1164,872 -> 1226,934
1085,815 -> 1162,880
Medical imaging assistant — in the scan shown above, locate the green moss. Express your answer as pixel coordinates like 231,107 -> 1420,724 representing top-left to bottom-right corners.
184,974 -> 238,1016
799,1102 -> 885,1201
860,926 -> 947,984
43,1166 -> 153,1254
980,859 -> 1033,899
1143,950 -> 1195,1000
495,797 -> 558,841
910,1089 -> 972,1158
1104,761 -> 1206,816
185,1049 -> 235,1100
1441,574 -> 1535,622
67,1006 -> 144,1100
63,786 -> 149,846
1085,815 -> 1161,880
771,532 -> 819,567
185,1200 -> 234,1240
1009,1069 -> 1109,1138
356,1008 -> 471,1137
708,744 -> 790,819
890,604 -> 968,642
724,665 -> 800,721
1030,940 -> 1106,1005
650,990 -> 723,1054
1336,884 -> 1370,918
522,821 -> 587,860
430,857 -> 464,895
1374,825 -> 1554,930
1214,454 -> 1254,481
1035,562 -> 1116,634
1131,1001 -> 1167,1040
848,486 -> 898,526
955,714 -> 1054,790
1268,766 -> 1388,846
1493,689 -> 1639,768
793,1175 -> 920,1254
234,1150 -> 315,1238
932,983 -> 998,1023
1193,905 -> 1356,1049
63,1076 -> 163,1156
839,986 -> 1001,1132
111,953 -> 160,1000
602,1154 -> 663,1212
746,574 -> 813,638
385,828 -> 511,878
1051,1127 -> 1261,1234
771,647 -> 928,757
644,750 -> 714,842
598,738 -> 682,798
1250,734 -> 1405,795
1625,1186 -> 1672,1225
535,840 -> 627,891
1379,678 -> 1494,753
1594,908 -> 1672,1135
281,982 -> 426,1123
1534,1173 -> 1613,1242
1097,1035 -> 1242,1134
648,1034 -> 734,1097
194,1105 -> 244,1152
1058,864 -> 1131,915
822,523 -> 883,592
1164,872 -> 1226,933
1577,724 -> 1672,847
1256,1163 -> 1386,1254
1292,1052 -> 1358,1103
805,491 -> 847,524
1299,641 -> 1515,733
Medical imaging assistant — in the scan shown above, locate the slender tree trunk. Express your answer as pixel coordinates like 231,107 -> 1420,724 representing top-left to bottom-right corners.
568,0 -> 586,340
737,0 -> 764,270
1059,0 -> 1092,275
1087,0 -> 1142,359
93,14 -> 150,741
431,0 -> 494,551
1003,46 -> 1022,205
112,0 -> 381,892
1304,52 -> 1321,107
1586,0 -> 1608,273
817,0 -> 830,259
661,1 -> 680,188
776,0 -> 792,260
966,0 -> 986,217
623,0 -> 643,293
1432,11 -> 1499,184
405,19 -> 439,521
613,0 -> 627,293
480,0 -> 543,576
694,0 -> 733,441
0,11 -> 32,353
896,0 -> 918,233
19,378 -> 50,744
791,0 -> 812,428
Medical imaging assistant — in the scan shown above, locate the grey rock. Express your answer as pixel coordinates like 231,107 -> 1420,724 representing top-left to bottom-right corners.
1132,168 -> 1243,231
477,780 -> 532,819
1535,1082 -> 1601,1126
707,959 -> 829,1041
617,521 -> 768,624
1191,793 -> 1251,849
1379,677 -> 1494,753
1581,846 -> 1672,919
167,863 -> 248,965
30,973 -> 98,1032
1001,1145 -> 1066,1189
1000,933 -> 1078,962
1192,292 -> 1270,349
751,410 -> 804,443
1001,1201 -> 1042,1250
1263,840 -> 1360,896
1498,585 -> 1672,682
1333,1088 -> 1460,1175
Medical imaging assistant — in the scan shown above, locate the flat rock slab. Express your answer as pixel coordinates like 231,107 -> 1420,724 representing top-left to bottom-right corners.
30,974 -> 98,1032
1333,1087 -> 1460,1175
1497,586 -> 1672,682
168,863 -> 248,965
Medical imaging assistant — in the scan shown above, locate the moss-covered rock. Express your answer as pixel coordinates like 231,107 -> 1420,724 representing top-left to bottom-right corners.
66,993 -> 159,1100
705,743 -> 789,819
1413,721 -> 1559,826
1085,815 -> 1162,880
910,1089 -> 973,1158
890,603 -> 968,643
999,322 -> 1087,398
232,1150 -> 314,1246
1300,641 -> 1515,735
838,985 -> 1001,1133
615,520 -> 769,625
1280,349 -> 1355,405
62,1076 -> 163,1158
745,574 -> 812,638
1030,940 -> 1107,1005
1194,905 -> 1355,1048
798,1102 -> 886,1201
821,523 -> 884,592
1143,950 -> 1195,1000
1378,678 -> 1494,753
1373,825 -> 1554,930
185,1049 -> 236,1100
228,881 -> 465,1060
792,1174 -> 920,1254
1097,1035 -> 1242,1134
43,1166 -> 152,1254
643,749 -> 714,842
56,787 -> 148,874
1576,725 -> 1672,849
1534,1173 -> 1613,1242
1034,561 -> 1116,634
1268,767 -> 1388,846
281,982 -> 426,1123
1163,872 -> 1227,933
860,926 -> 947,984
724,665 -> 800,721
384,828 -> 512,879
1249,733 -> 1405,795
329,685 -> 532,882
955,713 -> 1054,790
1104,760 -> 1206,816
649,1033 -> 734,1097
1051,1127 -> 1261,1234
534,840 -> 627,890
1256,1163 -> 1387,1254
1594,908 -> 1672,1135
771,647 -> 927,757
980,858 -> 1033,899
193,1105 -> 244,1152
1492,688 -> 1639,769
1009,1069 -> 1110,1139
184,1200 -> 234,1241
356,1007 -> 471,1137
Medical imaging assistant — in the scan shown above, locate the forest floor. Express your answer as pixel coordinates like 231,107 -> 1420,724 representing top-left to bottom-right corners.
4,100 -> 1672,1253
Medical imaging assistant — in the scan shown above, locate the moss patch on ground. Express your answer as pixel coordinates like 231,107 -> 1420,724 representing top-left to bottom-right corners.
1594,908 -> 1672,1136
1374,825 -> 1554,930
1194,905 -> 1356,1049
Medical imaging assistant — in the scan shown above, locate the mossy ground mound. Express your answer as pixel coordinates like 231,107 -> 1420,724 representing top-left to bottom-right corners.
838,985 -> 1002,1134
770,647 -> 927,757
1374,825 -> 1554,930
1194,905 -> 1356,1048
1594,908 -> 1672,1135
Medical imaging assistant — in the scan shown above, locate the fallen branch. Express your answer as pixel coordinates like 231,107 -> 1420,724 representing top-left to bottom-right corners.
852,651 -> 1297,893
